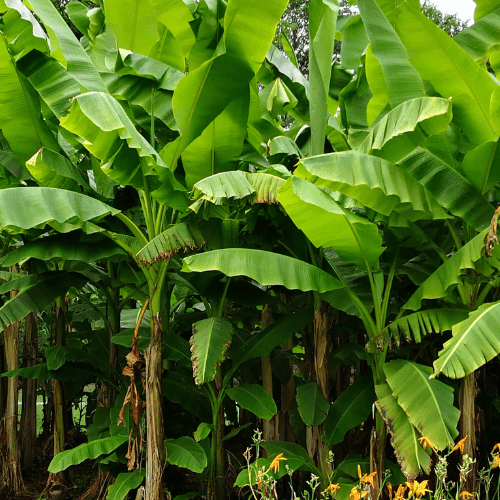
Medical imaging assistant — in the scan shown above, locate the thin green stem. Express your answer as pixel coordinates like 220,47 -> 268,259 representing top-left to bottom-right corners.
218,278 -> 231,318
116,213 -> 148,248
380,253 -> 398,327
477,283 -> 494,307
446,219 -> 462,250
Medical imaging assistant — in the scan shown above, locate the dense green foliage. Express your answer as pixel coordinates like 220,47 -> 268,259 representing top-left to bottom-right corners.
0,1 -> 500,500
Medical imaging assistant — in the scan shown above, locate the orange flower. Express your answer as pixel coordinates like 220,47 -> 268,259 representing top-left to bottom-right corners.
350,486 -> 368,500
357,465 -> 377,489
267,453 -> 287,474
493,443 -> 500,454
459,492 -> 474,499
452,436 -> 468,454
326,483 -> 340,496
492,454 -> 500,469
394,484 -> 408,500
414,480 -> 432,498
257,470 -> 263,490
418,436 -> 436,452
387,482 -> 393,499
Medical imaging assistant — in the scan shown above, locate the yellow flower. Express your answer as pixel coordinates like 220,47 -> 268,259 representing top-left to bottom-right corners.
357,465 -> 377,489
452,435 -> 468,454
267,453 -> 287,474
459,492 -> 474,499
491,454 -> 500,469
418,436 -> 436,452
326,483 -> 340,496
493,443 -> 500,454
350,486 -> 368,500
257,470 -> 263,490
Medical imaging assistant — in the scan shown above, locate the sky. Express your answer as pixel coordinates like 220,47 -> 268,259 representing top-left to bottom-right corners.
432,0 -> 476,24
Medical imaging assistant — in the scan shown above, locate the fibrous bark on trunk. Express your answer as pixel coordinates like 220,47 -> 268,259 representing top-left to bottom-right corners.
144,313 -> 165,500
0,267 -> 25,495
460,373 -> 477,493
20,311 -> 38,468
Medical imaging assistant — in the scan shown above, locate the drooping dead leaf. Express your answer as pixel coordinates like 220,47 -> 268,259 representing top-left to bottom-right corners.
485,204 -> 500,257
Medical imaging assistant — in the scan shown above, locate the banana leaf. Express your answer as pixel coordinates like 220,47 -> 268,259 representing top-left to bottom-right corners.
356,96 -> 452,163
104,0 -> 159,57
295,152 -> 448,222
106,470 -> 145,500
382,308 -> 469,343
324,373 -> 375,447
190,317 -> 233,385
227,383 -> 277,420
433,300 -> 500,379
358,0 -> 424,109
182,249 -> 344,293
0,187 -> 119,233
384,360 -> 460,450
403,230 -> 489,311
26,0 -> 106,93
375,383 -> 431,480
396,2 -> 499,145
136,223 -> 205,266
278,176 -> 384,269
398,148 -> 494,231
0,271 -> 88,328
48,435 -> 128,473
0,234 -> 127,267
308,0 -> 338,154
165,436 -> 207,473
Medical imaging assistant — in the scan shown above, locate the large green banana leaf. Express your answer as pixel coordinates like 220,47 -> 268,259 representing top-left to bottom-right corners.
136,223 -> 205,266
182,90 -> 249,188
106,470 -> 145,500
462,141 -> 500,195
373,0 -> 419,28
190,317 -> 233,385
375,383 -> 431,479
48,435 -> 128,473
26,147 -> 88,190
182,249 -> 344,293
165,436 -> 207,473
296,382 -> 329,426
357,0 -> 424,109
383,308 -> 469,343
16,49 -> 81,119
474,0 -> 499,21
148,0 -> 196,57
0,25 -> 58,163
227,383 -> 277,420
356,96 -> 452,163
433,301 -> 500,379
295,152 -> 448,222
340,15 -> 368,70
60,92 -> 183,199
166,0 -> 288,163
104,0 -> 158,57
0,234 -> 127,267
384,360 -> 460,450
398,148 -> 494,231
324,373 -> 375,447
278,177 -> 384,269
403,230 -> 489,311
0,271 -> 88,328
308,0 -> 338,155
0,187 -> 119,233
396,2 -> 499,145
455,9 -> 500,64
226,308 -> 311,384
192,171 -> 285,205
26,0 -> 106,93
103,73 -> 178,131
